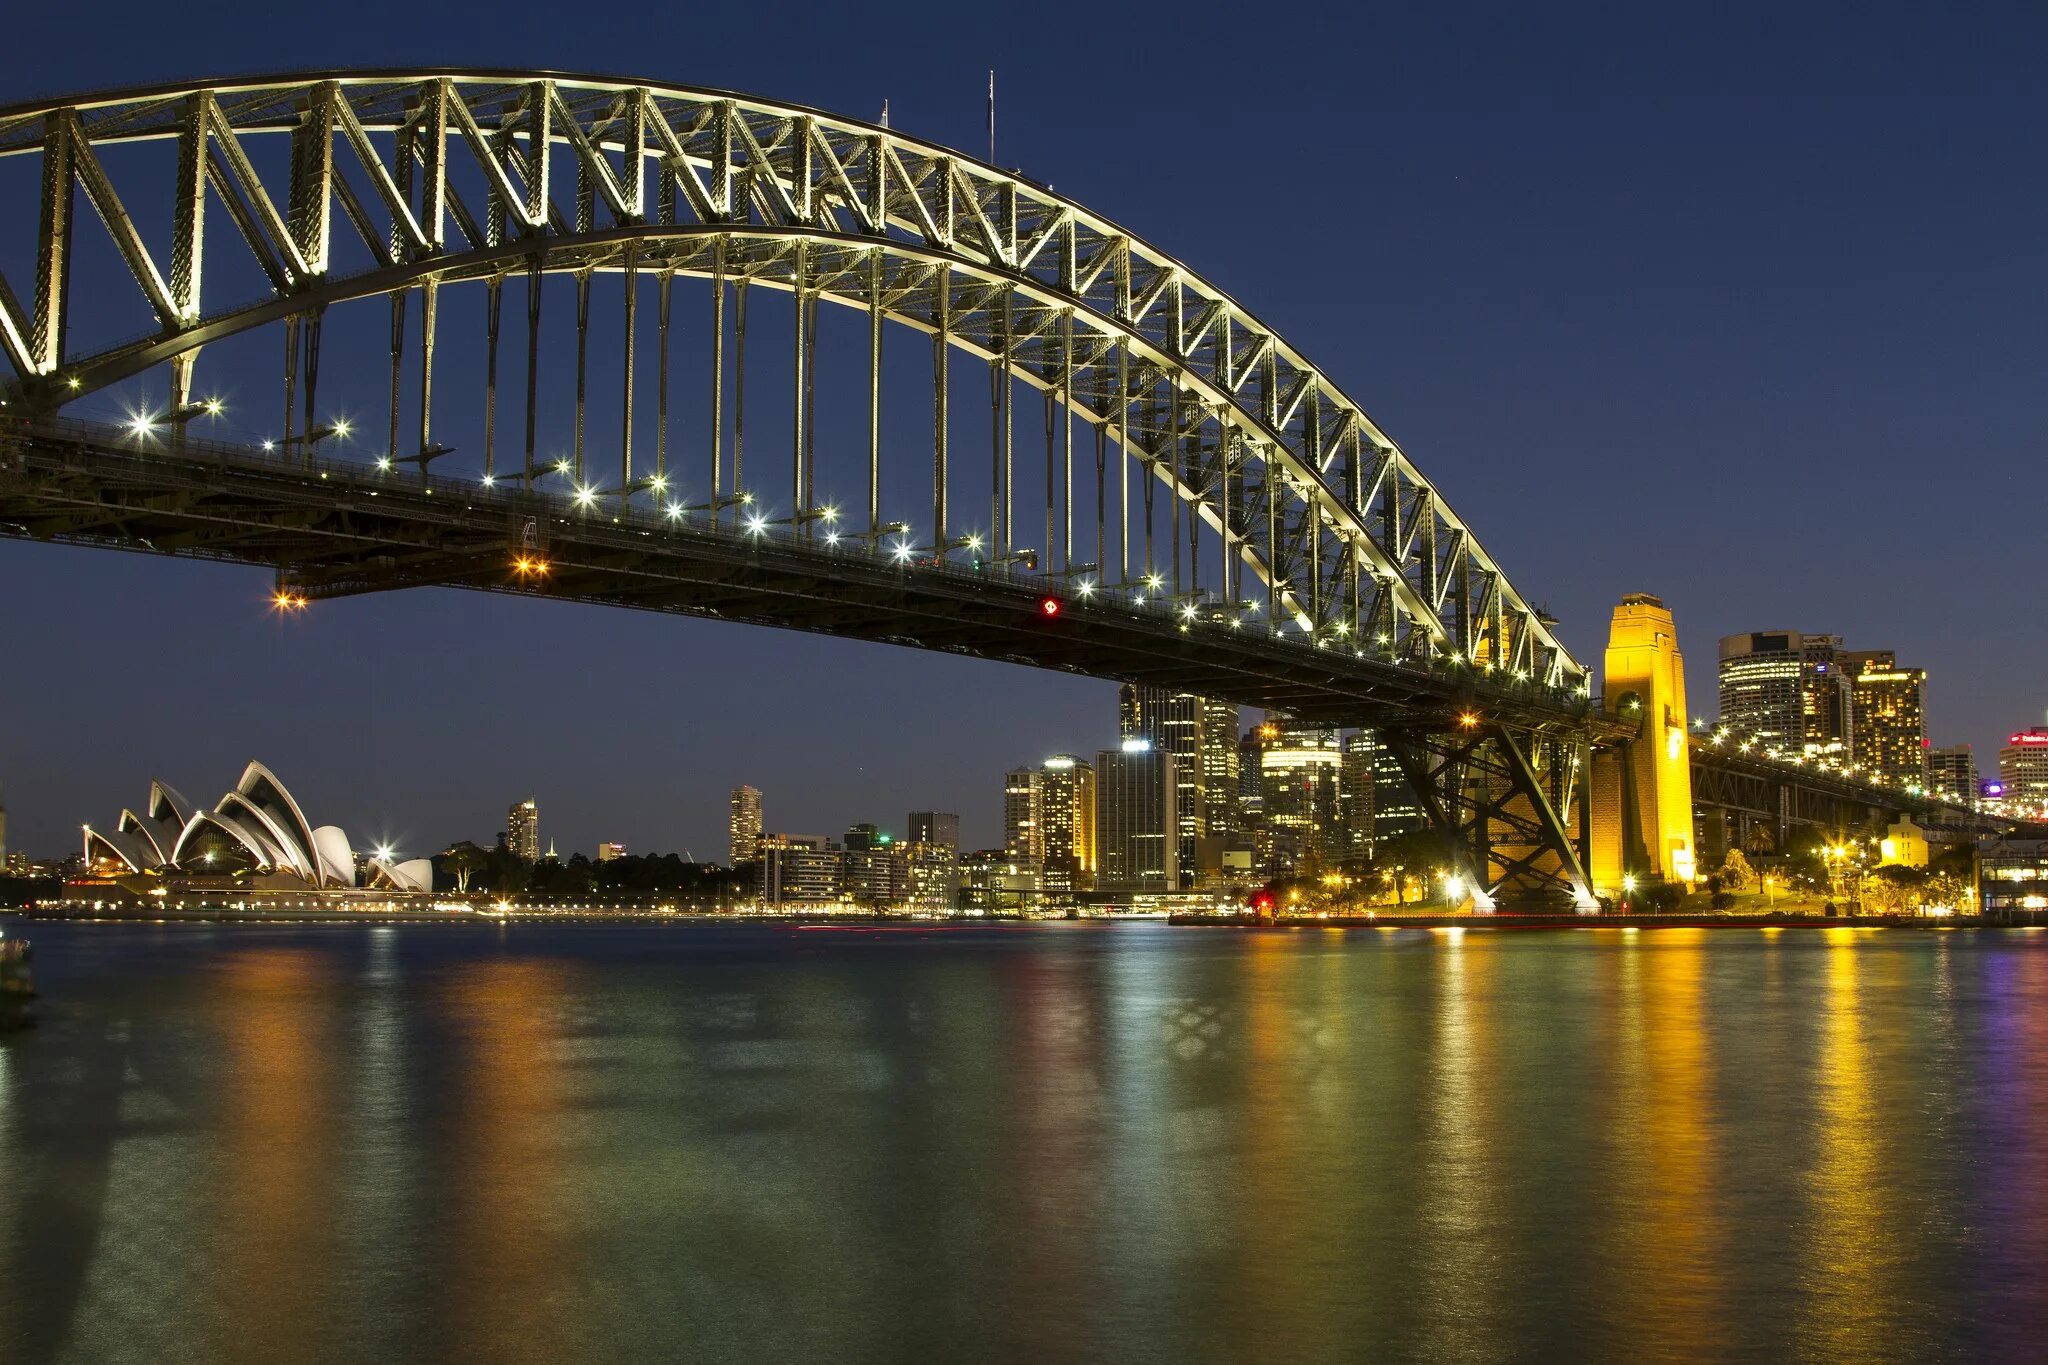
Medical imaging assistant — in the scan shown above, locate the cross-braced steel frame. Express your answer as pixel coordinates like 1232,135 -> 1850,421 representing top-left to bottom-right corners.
0,71 -> 1608,905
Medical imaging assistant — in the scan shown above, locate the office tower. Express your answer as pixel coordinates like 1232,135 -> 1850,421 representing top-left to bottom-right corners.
1260,721 -> 1342,877
1094,739 -> 1178,894
1004,767 -> 1042,864
1365,732 -> 1426,846
844,823 -> 892,851
596,841 -> 626,862
1339,734 -> 1376,860
1926,744 -> 1978,809
905,811 -> 961,915
1119,684 -> 1236,875
1200,697 -> 1242,843
908,811 -> 960,848
1844,651 -> 1927,787
757,833 -> 841,908
506,797 -> 540,862
729,785 -> 763,866
1238,723 -> 1269,815
1717,632 -> 1852,757
1038,754 -> 1098,896
2001,728 -> 2048,815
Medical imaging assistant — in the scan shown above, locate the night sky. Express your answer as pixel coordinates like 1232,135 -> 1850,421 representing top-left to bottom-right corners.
2,4 -> 2043,861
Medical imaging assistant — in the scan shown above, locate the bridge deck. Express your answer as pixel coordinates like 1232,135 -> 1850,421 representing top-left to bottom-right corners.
2,418 -> 1610,734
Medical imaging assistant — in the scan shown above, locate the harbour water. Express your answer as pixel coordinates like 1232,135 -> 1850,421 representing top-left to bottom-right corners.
2,918 -> 2045,1363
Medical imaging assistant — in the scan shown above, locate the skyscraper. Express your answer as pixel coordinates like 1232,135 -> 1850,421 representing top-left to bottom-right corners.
1926,744 -> 1978,809
1339,734 -> 1376,861
1717,631 -> 1851,758
1260,720 -> 1342,877
1846,651 -> 1927,787
506,797 -> 540,862
908,811 -> 960,847
905,811 -> 961,915
2001,728 -> 2048,816
1095,740 -> 1178,894
1038,754 -> 1097,896
729,785 -> 763,866
1004,767 -> 1042,864
1119,685 -> 1238,876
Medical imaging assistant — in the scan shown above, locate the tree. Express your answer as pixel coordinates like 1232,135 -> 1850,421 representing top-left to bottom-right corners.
1718,849 -> 1754,893
439,841 -> 490,894
1368,829 -> 1456,906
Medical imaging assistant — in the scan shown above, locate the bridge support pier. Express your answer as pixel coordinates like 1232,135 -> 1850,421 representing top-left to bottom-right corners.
1383,722 -> 1596,913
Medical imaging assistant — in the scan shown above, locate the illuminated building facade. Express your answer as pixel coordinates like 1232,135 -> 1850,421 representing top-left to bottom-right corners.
1119,685 -> 1237,876
1003,767 -> 1041,864
1037,755 -> 1097,896
757,833 -> 840,908
595,841 -> 626,862
2001,728 -> 2048,816
729,785 -> 763,866
842,832 -> 909,907
1259,721 -> 1342,878
506,797 -> 540,862
1717,631 -> 1851,757
1926,745 -> 1978,809
958,851 -> 1042,915
905,812 -> 960,914
1978,835 -> 2048,918
1095,740 -> 1178,893
1845,650 -> 1927,787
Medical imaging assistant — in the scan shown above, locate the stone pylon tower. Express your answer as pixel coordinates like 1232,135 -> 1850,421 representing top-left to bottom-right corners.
1591,594 -> 1697,893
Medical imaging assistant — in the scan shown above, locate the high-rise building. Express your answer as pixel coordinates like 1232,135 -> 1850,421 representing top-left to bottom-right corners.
506,797 -> 540,862
1927,744 -> 1979,809
1845,651 -> 1927,788
958,851 -> 1043,915
1717,631 -> 1852,758
1037,755 -> 1097,897
844,823 -> 892,851
1339,734 -> 1376,861
2001,728 -> 2048,816
1120,685 -> 1238,875
1363,732 -> 1426,847
1003,767 -> 1042,864
729,785 -> 763,866
1260,721 -> 1342,877
908,811 -> 960,848
596,841 -> 626,862
1199,697 -> 1242,844
843,841 -> 909,908
905,812 -> 961,915
757,833 -> 841,908
1095,739 -> 1178,894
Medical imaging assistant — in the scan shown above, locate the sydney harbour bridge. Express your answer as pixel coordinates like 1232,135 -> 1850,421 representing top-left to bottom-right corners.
0,72 -> 1957,907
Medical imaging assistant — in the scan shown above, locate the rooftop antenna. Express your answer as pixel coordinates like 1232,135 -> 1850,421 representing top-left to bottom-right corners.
987,69 -> 997,164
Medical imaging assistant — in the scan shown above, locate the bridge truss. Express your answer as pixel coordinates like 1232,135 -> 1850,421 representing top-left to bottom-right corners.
0,71 -> 1602,906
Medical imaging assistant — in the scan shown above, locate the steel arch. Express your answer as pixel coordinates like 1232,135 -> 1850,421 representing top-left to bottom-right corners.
0,70 -> 1587,694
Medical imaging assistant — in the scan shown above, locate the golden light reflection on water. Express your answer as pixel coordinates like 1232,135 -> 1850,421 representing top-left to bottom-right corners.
1612,929 -> 1726,1354
1796,929 -> 1888,1358
211,950 -> 336,1365
1414,929 -> 1501,1360
442,959 -> 576,1364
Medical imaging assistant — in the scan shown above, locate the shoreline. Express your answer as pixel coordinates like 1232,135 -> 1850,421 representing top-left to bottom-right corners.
3,906 -> 2024,931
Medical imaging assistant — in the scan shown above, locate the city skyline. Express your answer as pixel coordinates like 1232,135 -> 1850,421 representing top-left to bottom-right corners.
3,11 -> 2046,858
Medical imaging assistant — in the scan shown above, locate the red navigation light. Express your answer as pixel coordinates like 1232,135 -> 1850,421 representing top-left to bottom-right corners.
1039,597 -> 1062,617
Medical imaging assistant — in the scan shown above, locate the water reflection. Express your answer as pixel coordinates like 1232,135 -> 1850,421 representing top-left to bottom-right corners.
3,922 -> 2048,1362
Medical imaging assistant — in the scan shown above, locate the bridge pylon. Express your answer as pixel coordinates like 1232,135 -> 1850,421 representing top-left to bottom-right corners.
1589,594 -> 1697,895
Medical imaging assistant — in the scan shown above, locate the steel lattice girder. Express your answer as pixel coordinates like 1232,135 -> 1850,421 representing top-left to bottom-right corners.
0,417 -> 1600,730
0,71 -> 1588,695
1381,722 -> 1593,910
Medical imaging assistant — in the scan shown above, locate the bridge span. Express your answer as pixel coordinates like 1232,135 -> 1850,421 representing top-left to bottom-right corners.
0,71 -> 1963,907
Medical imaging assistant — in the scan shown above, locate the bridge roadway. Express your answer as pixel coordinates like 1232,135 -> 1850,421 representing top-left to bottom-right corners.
0,416 -> 1610,737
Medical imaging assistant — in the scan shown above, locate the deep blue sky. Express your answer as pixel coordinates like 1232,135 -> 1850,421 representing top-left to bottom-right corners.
2,3 -> 2044,860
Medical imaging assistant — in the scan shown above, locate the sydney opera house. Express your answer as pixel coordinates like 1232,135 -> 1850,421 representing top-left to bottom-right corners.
74,761 -> 436,908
